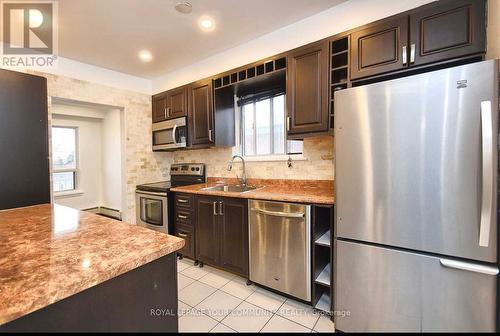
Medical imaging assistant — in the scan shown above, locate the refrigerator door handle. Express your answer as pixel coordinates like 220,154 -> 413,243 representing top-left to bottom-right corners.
440,258 -> 499,276
479,100 -> 494,247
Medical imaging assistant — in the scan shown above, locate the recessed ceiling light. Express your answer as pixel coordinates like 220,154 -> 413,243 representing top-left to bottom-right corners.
138,50 -> 153,62
175,1 -> 192,14
198,16 -> 215,32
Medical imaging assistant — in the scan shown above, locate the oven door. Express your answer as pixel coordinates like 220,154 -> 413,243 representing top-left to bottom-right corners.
152,118 -> 187,151
135,191 -> 168,233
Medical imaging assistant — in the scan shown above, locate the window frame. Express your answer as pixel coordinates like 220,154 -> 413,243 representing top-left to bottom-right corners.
241,94 -> 298,158
52,126 -> 79,193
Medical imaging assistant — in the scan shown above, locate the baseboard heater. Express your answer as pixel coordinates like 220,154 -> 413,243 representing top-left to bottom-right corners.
83,206 -> 122,221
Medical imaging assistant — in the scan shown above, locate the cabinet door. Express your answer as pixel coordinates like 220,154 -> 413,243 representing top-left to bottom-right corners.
174,223 -> 195,259
286,39 -> 330,137
351,15 -> 409,80
409,0 -> 486,67
188,79 -> 214,146
195,196 -> 219,265
219,198 -> 249,277
167,87 -> 187,119
152,95 -> 167,123
0,70 -> 50,210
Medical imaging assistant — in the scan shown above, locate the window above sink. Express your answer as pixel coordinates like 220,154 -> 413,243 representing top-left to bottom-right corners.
240,94 -> 303,160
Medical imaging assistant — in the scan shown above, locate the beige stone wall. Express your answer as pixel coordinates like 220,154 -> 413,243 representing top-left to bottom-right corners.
26,70 -> 334,223
173,135 -> 334,181
32,72 -> 172,223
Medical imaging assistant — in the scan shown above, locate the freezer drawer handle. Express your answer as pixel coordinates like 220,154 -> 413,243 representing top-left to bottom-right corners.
251,208 -> 304,218
479,100 -> 494,247
439,258 -> 499,276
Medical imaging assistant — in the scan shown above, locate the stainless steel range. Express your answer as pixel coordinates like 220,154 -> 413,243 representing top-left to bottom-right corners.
135,163 -> 205,233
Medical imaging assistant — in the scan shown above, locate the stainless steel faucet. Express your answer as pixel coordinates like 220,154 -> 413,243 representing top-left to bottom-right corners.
227,155 -> 247,186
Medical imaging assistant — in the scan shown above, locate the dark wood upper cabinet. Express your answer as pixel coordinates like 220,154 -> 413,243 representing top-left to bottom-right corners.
188,79 -> 214,147
152,94 -> 167,123
167,87 -> 187,119
350,15 -> 409,80
195,196 -> 220,266
409,0 -> 486,67
219,198 -> 248,277
152,87 -> 187,123
286,39 -> 330,137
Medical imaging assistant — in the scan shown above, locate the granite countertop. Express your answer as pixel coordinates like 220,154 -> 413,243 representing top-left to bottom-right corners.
170,178 -> 335,205
0,204 -> 185,325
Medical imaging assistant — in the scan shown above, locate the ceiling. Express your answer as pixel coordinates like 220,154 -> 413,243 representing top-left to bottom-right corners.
57,0 -> 345,79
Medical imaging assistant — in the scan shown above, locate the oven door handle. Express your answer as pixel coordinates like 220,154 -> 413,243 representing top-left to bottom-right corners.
172,124 -> 178,145
136,190 -> 167,197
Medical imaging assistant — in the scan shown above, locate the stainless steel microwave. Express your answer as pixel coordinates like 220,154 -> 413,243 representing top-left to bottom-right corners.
152,117 -> 187,151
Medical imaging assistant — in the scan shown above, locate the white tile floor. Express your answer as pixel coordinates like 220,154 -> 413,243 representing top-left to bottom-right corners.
177,258 -> 335,333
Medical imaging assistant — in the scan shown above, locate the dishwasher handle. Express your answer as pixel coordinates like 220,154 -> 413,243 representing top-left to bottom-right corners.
251,208 -> 305,218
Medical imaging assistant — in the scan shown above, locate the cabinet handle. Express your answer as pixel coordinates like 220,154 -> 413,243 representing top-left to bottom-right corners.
286,116 -> 291,131
219,201 -> 224,215
213,201 -> 218,215
172,124 -> 178,145
177,232 -> 188,238
177,199 -> 188,204
178,214 -> 188,219
402,45 -> 407,66
164,107 -> 167,118
410,43 -> 415,64
479,101 -> 494,247
208,129 -> 213,142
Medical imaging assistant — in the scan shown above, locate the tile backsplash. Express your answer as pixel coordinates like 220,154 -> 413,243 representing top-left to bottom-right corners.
173,135 -> 334,180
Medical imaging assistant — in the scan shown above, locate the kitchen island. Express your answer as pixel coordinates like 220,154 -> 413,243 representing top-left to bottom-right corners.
0,204 -> 184,332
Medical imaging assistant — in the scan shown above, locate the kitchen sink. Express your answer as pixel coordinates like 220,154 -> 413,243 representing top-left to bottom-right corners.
202,184 -> 261,193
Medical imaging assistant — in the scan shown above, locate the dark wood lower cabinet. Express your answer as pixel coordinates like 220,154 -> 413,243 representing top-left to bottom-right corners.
175,223 -> 195,259
173,193 -> 195,259
195,195 -> 249,277
219,198 -> 249,277
195,196 -> 220,266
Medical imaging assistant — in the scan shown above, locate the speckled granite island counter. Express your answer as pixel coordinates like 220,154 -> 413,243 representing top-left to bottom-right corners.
0,203 -> 185,332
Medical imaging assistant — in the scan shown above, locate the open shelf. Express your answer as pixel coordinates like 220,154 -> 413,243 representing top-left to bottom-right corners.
315,262 -> 331,286
312,205 -> 334,315
213,56 -> 286,90
315,230 -> 331,247
314,292 -> 331,312
329,35 -> 350,131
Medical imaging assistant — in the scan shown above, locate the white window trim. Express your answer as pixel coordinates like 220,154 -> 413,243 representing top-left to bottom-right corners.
52,126 -> 79,194
53,189 -> 85,199
242,153 -> 307,162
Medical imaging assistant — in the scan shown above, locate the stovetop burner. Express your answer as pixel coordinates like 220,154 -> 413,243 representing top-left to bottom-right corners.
136,181 -> 172,193
135,163 -> 206,192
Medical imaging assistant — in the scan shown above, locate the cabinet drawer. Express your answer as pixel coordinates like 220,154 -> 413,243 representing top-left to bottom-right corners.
175,193 -> 193,209
175,209 -> 192,225
175,224 -> 195,259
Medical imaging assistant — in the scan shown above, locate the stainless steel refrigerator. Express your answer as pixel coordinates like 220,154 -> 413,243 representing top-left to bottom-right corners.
334,59 -> 499,332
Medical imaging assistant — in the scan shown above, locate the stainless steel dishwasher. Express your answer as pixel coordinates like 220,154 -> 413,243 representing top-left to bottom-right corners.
249,200 -> 311,301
